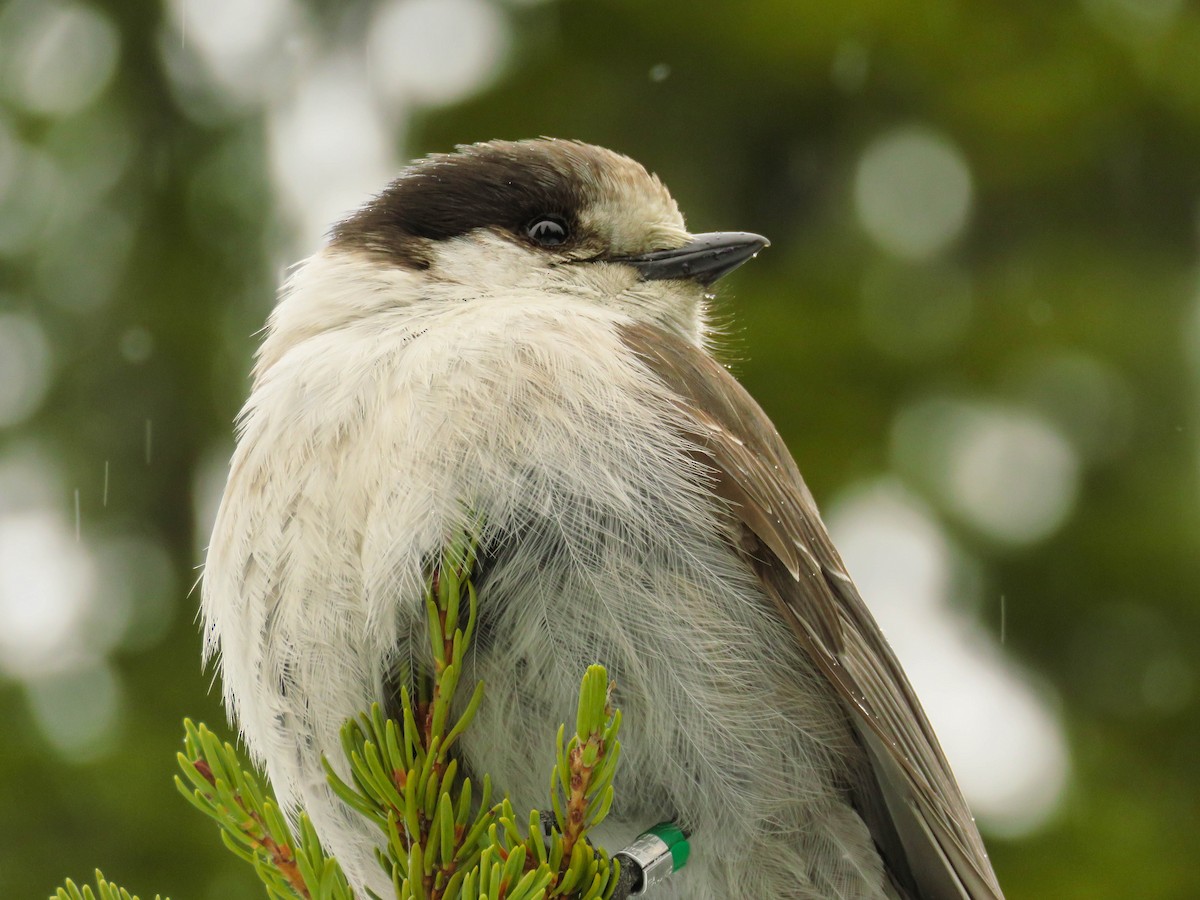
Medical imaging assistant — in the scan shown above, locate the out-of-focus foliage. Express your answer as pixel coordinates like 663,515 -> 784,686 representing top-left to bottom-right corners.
0,0 -> 1196,898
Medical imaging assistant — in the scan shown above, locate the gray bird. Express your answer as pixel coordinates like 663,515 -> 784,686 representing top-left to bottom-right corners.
203,138 -> 1004,899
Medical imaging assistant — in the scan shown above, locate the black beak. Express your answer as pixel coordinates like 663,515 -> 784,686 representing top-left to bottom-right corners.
622,232 -> 769,285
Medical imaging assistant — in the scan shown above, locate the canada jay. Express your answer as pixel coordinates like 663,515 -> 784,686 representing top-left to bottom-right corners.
203,138 -> 1004,899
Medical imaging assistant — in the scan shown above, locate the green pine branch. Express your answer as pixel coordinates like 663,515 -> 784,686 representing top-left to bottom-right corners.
174,719 -> 352,900
58,532 -> 625,900
53,871 -> 164,900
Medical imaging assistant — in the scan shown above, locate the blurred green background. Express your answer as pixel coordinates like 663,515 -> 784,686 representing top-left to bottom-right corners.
1,0 -> 1198,896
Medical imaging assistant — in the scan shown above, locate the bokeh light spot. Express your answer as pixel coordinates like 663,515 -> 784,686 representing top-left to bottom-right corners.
893,398 -> 1081,545
1083,0 -> 1185,36
0,146 -> 64,257
947,409 -> 1079,544
0,508 -> 96,679
36,208 -> 134,311
0,310 -> 53,427
829,480 -> 1069,835
368,0 -> 510,110
854,126 -> 973,261
1005,350 -> 1135,463
269,54 -> 396,249
162,0 -> 299,108
0,116 -> 18,202
25,661 -> 123,762
92,534 -> 178,653
0,0 -> 119,116
42,105 -> 135,217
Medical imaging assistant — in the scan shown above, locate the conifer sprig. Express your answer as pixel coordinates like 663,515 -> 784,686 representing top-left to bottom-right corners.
53,871 -> 163,900
325,533 -> 623,900
174,719 -> 352,900
56,530 -> 631,900
324,533 -> 490,898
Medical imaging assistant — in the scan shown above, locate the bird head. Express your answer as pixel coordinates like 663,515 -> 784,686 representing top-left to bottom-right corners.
257,139 -> 767,374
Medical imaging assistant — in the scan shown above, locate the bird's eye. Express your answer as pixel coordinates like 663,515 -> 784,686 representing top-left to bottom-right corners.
526,216 -> 569,247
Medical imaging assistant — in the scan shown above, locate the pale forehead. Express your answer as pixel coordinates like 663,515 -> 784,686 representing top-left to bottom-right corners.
569,146 -> 689,251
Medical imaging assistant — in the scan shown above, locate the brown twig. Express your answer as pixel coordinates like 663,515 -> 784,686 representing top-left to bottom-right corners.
191,757 -> 310,898
250,819 -> 310,898
556,734 -> 602,888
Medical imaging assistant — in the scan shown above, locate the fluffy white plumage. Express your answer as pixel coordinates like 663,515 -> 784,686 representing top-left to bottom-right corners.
203,139 -> 1000,899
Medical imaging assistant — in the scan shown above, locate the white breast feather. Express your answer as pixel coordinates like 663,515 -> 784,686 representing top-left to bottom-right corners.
203,248 -> 889,899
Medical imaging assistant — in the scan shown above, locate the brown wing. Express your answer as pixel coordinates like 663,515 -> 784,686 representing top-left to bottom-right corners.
620,322 -> 1004,900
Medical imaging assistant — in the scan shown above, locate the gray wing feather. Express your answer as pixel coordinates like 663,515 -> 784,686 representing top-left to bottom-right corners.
620,322 -> 1004,900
